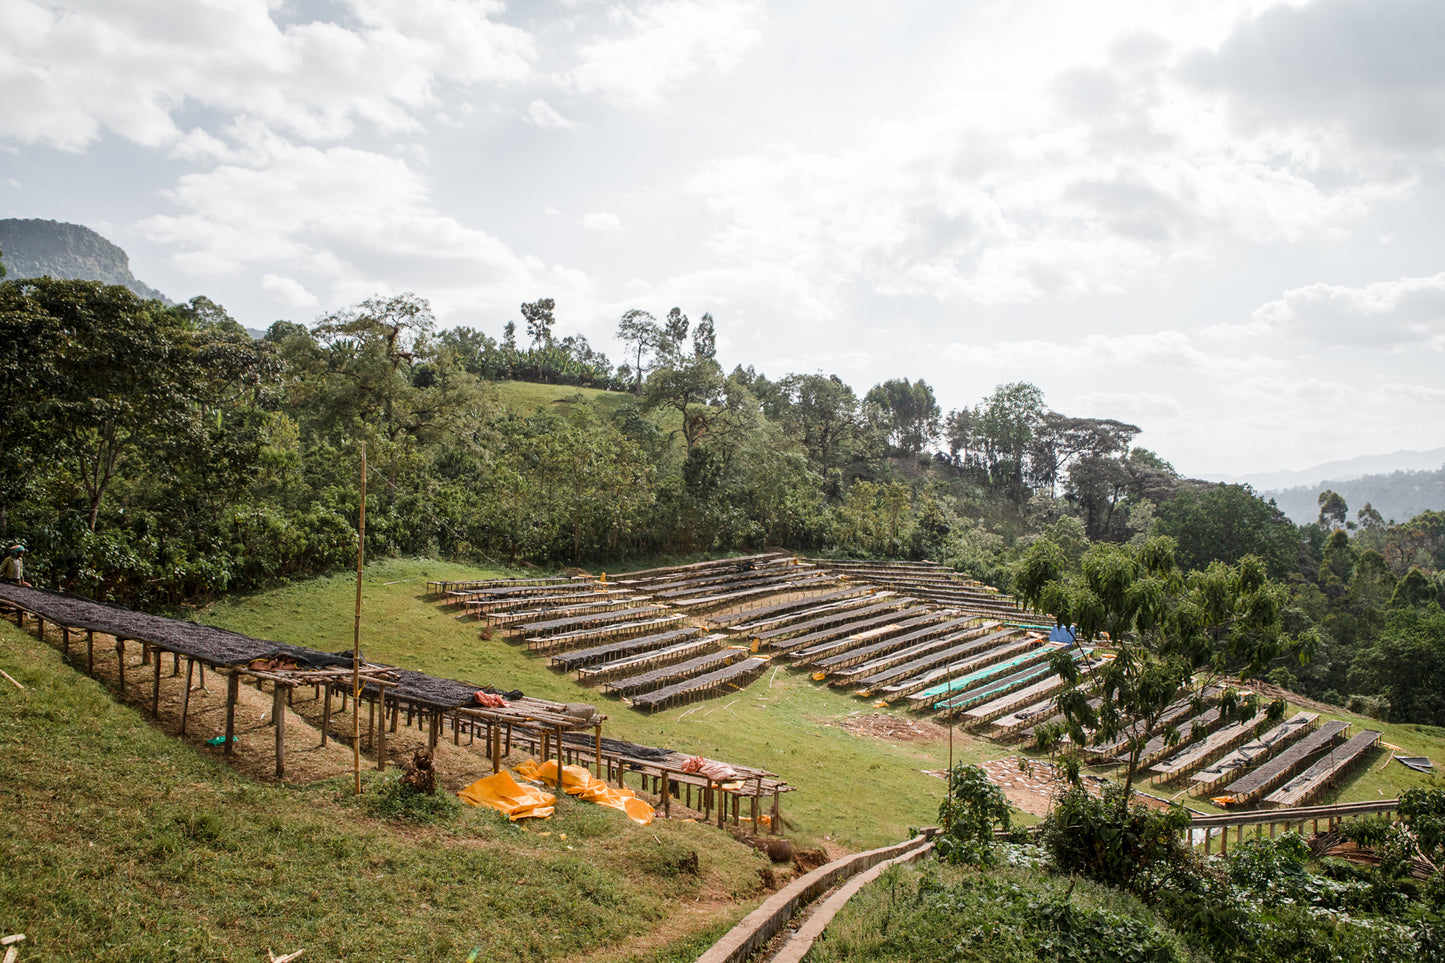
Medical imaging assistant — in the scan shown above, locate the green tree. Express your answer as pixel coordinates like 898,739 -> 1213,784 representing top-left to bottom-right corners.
1318,489 -> 1348,528
642,354 -> 724,451
777,372 -> 862,471
863,378 -> 940,455
615,309 -> 661,392
2,278 -> 205,531
1015,536 -> 1291,798
521,297 -> 556,348
1348,604 -> 1445,726
1155,483 -> 1299,578
970,381 -> 1045,500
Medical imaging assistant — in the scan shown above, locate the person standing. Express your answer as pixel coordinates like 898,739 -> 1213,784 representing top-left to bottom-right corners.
1,544 -> 30,587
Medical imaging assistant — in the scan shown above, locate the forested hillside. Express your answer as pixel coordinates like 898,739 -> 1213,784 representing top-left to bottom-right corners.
1263,467 -> 1445,527
2,275 -> 1442,728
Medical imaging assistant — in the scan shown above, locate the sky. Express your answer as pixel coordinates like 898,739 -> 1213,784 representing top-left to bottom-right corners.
2,0 -> 1443,479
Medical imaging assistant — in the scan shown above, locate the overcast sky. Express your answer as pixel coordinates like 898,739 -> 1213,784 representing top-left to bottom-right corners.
3,0 -> 1443,478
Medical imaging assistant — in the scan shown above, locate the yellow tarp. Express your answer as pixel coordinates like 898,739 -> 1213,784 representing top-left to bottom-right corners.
456,770 -> 556,820
515,758 -> 654,825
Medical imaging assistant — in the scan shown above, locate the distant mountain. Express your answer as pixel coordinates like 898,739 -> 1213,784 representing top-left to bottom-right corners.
0,218 -> 171,304
1260,467 -> 1445,527
1208,448 -> 1445,493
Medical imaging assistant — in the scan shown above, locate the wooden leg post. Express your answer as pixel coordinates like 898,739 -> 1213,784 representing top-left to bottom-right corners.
376,688 -> 387,772
225,672 -> 239,756
322,685 -> 332,747
152,650 -> 162,716
274,684 -> 286,778
180,659 -> 195,735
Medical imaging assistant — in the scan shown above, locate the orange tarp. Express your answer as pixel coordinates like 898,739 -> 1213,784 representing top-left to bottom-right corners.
515,758 -> 654,825
456,770 -> 556,820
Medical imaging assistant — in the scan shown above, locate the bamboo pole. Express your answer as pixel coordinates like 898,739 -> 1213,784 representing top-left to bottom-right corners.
353,441 -> 366,797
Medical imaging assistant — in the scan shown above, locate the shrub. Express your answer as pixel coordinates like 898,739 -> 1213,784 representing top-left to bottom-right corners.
1039,785 -> 1191,893
364,772 -> 459,824
935,763 -> 1013,866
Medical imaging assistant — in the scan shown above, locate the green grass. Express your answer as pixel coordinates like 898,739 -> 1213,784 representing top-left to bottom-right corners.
0,618 -> 769,963
804,861 -> 1208,963
195,557 -> 1445,843
494,381 -> 638,418
10,554 -> 1443,960
196,558 -> 996,850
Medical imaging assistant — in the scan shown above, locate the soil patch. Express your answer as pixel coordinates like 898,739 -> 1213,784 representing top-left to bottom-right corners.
834,712 -> 956,745
924,755 -> 1180,818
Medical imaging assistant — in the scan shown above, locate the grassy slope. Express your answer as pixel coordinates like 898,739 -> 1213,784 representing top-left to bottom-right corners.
198,558 -> 972,850
0,616 -> 770,963
197,558 -> 1445,840
493,381 -> 638,418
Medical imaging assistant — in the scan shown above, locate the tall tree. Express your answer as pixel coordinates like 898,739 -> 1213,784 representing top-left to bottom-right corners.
1015,536 -> 1292,798
521,297 -> 556,348
3,278 -> 203,530
1318,489 -> 1349,529
616,309 -> 661,392
973,381 -> 1045,500
863,378 -> 941,455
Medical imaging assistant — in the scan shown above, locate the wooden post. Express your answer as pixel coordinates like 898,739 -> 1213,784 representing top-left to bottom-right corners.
152,650 -> 162,716
428,710 -> 439,750
274,683 -> 286,778
662,773 -> 671,818
225,672 -> 239,756
87,630 -> 94,673
771,788 -> 781,836
62,626 -> 70,653
594,724 -> 603,780
321,685 -> 332,747
491,722 -> 502,773
376,686 -> 387,772
115,639 -> 126,693
555,722 -> 564,791
180,659 -> 195,735
367,697 -> 376,752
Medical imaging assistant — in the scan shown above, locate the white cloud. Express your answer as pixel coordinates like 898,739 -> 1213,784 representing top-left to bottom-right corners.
524,99 -> 576,129
1072,391 -> 1184,422
582,211 -> 622,231
260,273 -> 320,309
0,0 -> 536,151
1183,0 -> 1445,158
566,0 -> 763,107
941,331 -> 1276,377
1252,272 -> 1445,349
136,142 -> 557,321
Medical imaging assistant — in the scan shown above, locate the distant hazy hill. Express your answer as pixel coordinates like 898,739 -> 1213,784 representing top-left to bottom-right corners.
1201,448 -> 1445,526
1259,468 -> 1444,527
1211,448 -> 1445,492
0,218 -> 171,304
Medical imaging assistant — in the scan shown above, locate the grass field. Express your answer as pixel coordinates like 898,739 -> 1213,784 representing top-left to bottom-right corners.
195,557 -> 978,850
0,615 -> 770,963
6,553 -> 1444,961
193,557 -> 1445,840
